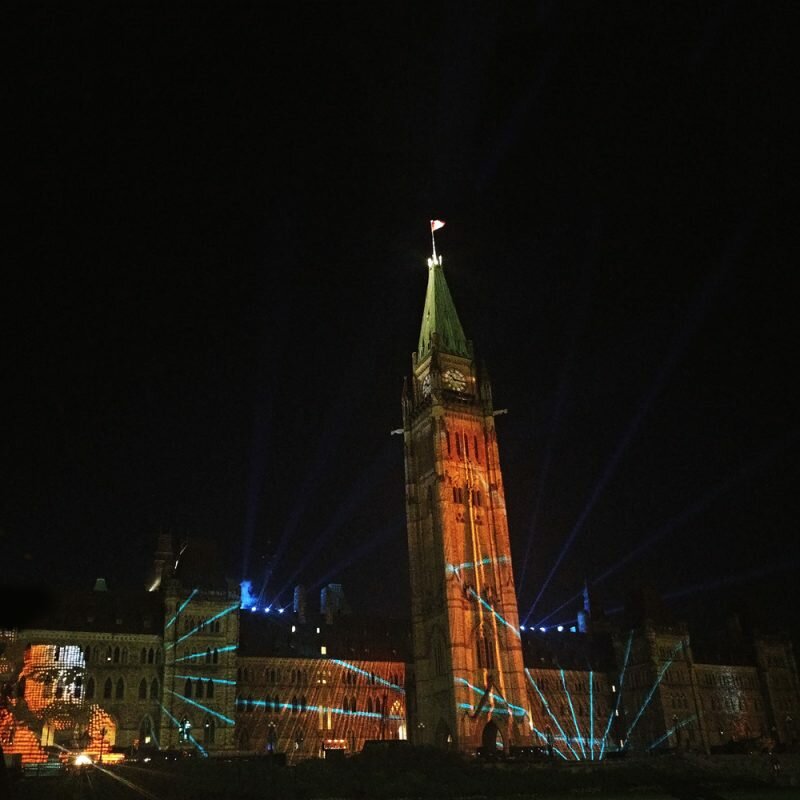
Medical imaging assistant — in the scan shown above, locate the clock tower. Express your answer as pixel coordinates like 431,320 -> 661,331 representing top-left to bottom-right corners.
402,247 -> 529,753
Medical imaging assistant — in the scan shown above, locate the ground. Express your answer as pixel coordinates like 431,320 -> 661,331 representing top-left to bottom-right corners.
5,751 -> 800,799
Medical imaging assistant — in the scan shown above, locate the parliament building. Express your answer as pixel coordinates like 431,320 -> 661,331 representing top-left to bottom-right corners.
2,246 -> 798,766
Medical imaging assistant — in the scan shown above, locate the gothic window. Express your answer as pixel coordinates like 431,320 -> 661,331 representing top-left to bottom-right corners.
474,436 -> 480,462
141,648 -> 147,664
115,677 -> 125,700
235,695 -> 244,711
292,695 -> 298,714
207,680 -> 214,699
206,648 -> 212,664
367,698 -> 373,714
185,679 -> 193,698
456,434 -> 462,457
74,676 -> 82,699
139,679 -> 148,700
476,633 -> 495,670
301,695 -> 307,712
446,431 -> 451,455
103,678 -> 113,699
150,678 -> 159,699
122,648 -> 128,664
213,648 -> 219,664
148,648 -> 155,664
85,677 -> 94,700
351,697 -> 357,713
465,436 -> 470,457
113,646 -> 120,663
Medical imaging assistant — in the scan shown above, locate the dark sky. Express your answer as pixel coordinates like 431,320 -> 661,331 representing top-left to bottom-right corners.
6,4 -> 798,641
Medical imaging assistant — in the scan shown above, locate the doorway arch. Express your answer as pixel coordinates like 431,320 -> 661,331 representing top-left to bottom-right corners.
482,720 -> 503,753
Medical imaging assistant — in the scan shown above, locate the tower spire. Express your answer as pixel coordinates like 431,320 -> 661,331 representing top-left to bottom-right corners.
418,221 -> 469,360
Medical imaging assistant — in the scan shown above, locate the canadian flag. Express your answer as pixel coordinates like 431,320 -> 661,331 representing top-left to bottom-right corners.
430,220 -> 446,232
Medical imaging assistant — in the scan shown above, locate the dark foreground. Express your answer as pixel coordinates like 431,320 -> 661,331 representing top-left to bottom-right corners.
6,750 -> 800,800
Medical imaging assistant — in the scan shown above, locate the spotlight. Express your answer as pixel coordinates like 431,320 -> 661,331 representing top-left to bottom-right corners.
520,625 -> 526,631
557,625 -> 564,632
539,627 -> 546,632
250,605 -> 257,612
278,608 -> 284,614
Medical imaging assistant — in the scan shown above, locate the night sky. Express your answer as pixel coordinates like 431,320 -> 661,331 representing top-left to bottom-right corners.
6,5 -> 798,641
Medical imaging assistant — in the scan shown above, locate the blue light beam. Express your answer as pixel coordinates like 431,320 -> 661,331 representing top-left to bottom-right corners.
599,630 -> 633,761
625,640 -> 685,742
166,690 -> 236,725
560,669 -> 586,758
165,603 -> 239,650
525,669 -> 581,760
165,589 -> 199,630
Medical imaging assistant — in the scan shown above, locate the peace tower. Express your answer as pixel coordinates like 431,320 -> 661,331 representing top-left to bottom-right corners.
402,243 -> 529,753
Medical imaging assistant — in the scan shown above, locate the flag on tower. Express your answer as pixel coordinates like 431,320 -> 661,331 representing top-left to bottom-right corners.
430,220 -> 446,232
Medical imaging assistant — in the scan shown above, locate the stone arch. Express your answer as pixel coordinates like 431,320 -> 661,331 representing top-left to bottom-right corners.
482,720 -> 503,753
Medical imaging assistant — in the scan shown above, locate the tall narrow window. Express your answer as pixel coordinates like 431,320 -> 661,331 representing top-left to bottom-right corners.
207,680 -> 214,699
474,436 -> 480,462
139,679 -> 148,700
446,431 -> 451,455
103,678 -> 113,699
150,678 -> 159,700
456,434 -> 462,457
86,677 -> 95,700
115,678 -> 125,699
185,679 -> 192,698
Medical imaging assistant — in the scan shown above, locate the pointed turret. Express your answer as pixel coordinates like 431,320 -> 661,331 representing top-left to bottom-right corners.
417,255 -> 470,360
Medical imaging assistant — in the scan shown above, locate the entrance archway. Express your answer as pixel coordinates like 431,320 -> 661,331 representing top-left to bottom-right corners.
482,720 -> 503,753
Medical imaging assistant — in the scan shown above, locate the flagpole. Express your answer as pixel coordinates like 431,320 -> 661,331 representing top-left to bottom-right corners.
431,227 -> 437,262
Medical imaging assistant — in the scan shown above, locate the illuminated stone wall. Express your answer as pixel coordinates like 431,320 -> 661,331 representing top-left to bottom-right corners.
233,656 -> 406,760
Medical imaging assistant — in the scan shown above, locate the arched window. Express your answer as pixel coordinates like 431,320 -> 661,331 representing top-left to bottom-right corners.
235,695 -> 244,711
156,649 -> 161,664
273,695 -> 279,713
148,648 -> 155,664
85,677 -> 94,700
206,648 -> 211,664
106,646 -> 112,662
476,632 -> 495,670
150,678 -> 159,700
113,646 -> 120,663
115,677 -> 125,699
301,695 -> 307,712
103,678 -> 113,699
212,649 -> 219,664
367,698 -> 373,714
207,680 -> 214,699
141,647 -> 147,664
350,697 -> 357,713
139,679 -> 148,700
185,679 -> 192,698
292,694 -> 298,714
122,648 -> 128,664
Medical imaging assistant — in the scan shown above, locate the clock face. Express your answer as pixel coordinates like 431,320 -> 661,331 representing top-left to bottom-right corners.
443,369 -> 467,392
421,373 -> 432,397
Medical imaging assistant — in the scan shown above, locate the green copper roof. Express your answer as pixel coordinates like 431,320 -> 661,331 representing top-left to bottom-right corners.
417,257 -> 469,359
